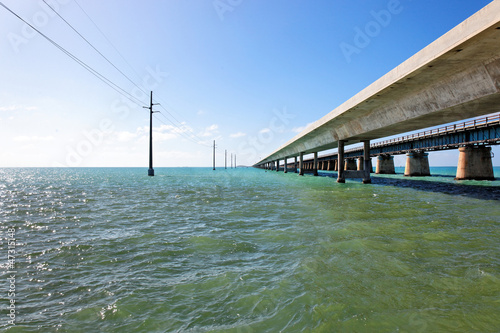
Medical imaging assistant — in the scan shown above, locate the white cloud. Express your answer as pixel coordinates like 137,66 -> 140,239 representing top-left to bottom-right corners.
230,132 -> 246,138
259,128 -> 271,134
292,122 -> 315,133
199,124 -> 219,137
292,126 -> 305,133
115,131 -> 138,142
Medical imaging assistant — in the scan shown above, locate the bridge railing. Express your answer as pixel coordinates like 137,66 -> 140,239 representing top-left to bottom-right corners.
370,113 -> 500,149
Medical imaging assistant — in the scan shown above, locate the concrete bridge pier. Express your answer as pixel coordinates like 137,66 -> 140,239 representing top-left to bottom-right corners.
313,152 -> 319,176
376,155 -> 396,174
294,156 -> 298,173
362,140 -> 372,184
284,158 -> 288,173
299,152 -> 304,176
357,156 -> 373,173
337,140 -> 372,183
404,151 -> 431,177
337,140 -> 345,183
276,159 -> 280,172
334,159 -> 338,171
455,146 -> 495,180
357,157 -> 364,171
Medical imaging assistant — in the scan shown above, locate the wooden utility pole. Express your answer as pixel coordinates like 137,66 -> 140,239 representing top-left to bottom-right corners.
143,91 -> 159,176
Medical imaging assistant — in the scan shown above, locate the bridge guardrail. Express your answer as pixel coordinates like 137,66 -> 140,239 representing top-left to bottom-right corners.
370,113 -> 500,149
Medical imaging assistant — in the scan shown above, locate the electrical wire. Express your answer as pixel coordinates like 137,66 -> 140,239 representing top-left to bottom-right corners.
0,2 -> 145,108
66,1 -> 212,146
73,0 -> 144,83
1,2 -> 214,148
42,0 -> 148,97
152,114 -> 212,147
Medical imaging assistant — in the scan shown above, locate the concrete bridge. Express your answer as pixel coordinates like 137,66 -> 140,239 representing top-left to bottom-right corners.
261,114 -> 500,181
254,1 -> 500,183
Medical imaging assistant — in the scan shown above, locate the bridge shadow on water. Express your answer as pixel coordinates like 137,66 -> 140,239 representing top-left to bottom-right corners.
312,171 -> 500,201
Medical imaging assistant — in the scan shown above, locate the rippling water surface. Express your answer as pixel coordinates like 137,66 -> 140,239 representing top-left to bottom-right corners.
1,167 -> 499,332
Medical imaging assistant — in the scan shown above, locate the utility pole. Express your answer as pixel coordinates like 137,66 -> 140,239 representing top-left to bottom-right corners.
143,91 -> 159,176
213,140 -> 216,170
225,149 -> 227,169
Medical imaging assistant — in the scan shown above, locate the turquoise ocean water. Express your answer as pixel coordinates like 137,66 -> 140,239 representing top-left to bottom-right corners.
1,167 -> 499,332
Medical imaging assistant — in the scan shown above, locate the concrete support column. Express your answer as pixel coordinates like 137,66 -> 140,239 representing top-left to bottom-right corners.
455,146 -> 495,180
404,151 -> 431,177
362,140 -> 371,184
313,152 -> 319,176
293,156 -> 297,173
337,140 -> 345,183
299,152 -> 304,176
376,155 -> 395,174
357,157 -> 364,171
327,160 -> 331,171
284,157 -> 288,173
276,159 -> 280,172
334,159 -> 338,171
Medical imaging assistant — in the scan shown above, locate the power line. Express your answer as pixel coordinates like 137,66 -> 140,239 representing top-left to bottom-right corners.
152,114 -> 212,147
68,1 -> 210,147
154,104 -> 212,145
0,2 -> 144,108
42,0 -> 148,97
1,1 -> 213,149
73,0 -> 144,82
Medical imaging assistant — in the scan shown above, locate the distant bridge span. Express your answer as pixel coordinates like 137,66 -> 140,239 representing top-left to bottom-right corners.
254,1 -> 500,182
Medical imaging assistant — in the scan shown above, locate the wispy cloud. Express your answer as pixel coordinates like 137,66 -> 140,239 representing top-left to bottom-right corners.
199,124 -> 219,137
230,132 -> 246,138
259,128 -> 271,134
292,122 -> 315,133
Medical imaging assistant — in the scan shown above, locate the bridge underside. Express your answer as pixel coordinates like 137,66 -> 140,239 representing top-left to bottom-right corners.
256,2 -> 500,165
271,52 -> 500,159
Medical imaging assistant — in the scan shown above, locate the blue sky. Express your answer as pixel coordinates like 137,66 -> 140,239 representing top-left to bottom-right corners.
0,0 -> 497,167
